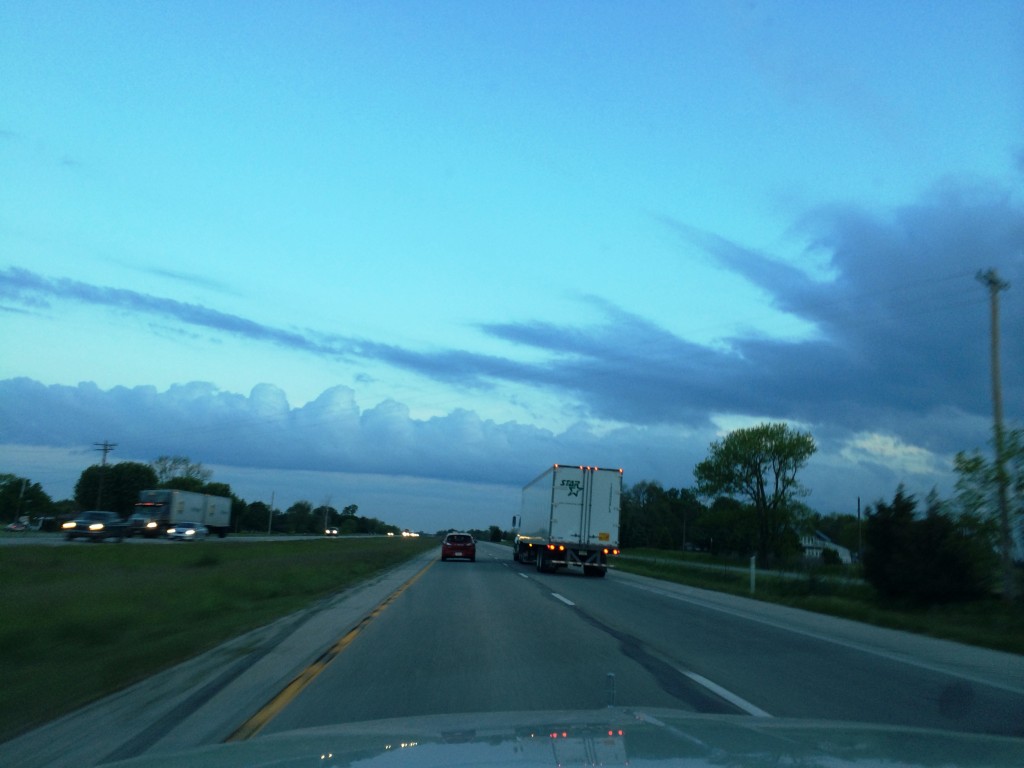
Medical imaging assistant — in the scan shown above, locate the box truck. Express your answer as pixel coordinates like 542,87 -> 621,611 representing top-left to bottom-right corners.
129,489 -> 232,538
512,464 -> 622,577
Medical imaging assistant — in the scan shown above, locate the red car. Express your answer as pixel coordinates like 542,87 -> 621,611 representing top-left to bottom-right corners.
441,532 -> 476,562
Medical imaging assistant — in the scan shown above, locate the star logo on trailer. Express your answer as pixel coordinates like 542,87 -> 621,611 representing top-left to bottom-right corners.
561,479 -> 582,497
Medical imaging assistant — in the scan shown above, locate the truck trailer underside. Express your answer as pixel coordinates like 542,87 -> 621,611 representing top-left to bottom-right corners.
514,540 -> 612,578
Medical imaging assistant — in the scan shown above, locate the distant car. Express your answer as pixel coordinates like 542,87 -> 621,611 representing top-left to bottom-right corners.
167,522 -> 208,541
441,532 -> 476,562
63,511 -> 127,542
324,526 -> 339,536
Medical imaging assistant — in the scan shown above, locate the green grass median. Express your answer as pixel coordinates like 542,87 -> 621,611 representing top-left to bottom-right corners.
0,536 -> 436,743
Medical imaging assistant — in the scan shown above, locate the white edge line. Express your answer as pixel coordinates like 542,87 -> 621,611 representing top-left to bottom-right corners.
518,573 -> 530,579
552,593 -> 575,607
681,670 -> 772,718
619,579 -> 1024,697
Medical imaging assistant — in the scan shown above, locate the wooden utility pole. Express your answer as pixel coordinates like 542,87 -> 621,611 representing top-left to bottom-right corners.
976,269 -> 1014,602
93,440 -> 117,511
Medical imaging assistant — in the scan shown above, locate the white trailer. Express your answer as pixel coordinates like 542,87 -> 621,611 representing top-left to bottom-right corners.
512,464 -> 622,577
132,489 -> 232,538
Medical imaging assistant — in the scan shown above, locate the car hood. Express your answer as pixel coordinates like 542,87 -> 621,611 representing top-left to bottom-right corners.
104,708 -> 1022,767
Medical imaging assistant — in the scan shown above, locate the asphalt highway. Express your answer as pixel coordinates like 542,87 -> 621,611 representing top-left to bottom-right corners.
3,541 -> 1022,768
260,542 -> 1024,738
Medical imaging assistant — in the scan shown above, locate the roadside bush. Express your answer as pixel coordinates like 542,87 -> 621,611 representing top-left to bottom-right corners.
863,487 -> 995,605
821,547 -> 842,567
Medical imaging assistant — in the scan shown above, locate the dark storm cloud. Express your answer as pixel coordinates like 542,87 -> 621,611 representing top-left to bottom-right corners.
638,181 -> 1023,450
0,267 -> 352,357
380,181 -> 1020,453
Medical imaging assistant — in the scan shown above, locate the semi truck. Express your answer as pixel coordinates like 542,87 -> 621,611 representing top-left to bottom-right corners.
512,464 -> 622,577
129,489 -> 232,538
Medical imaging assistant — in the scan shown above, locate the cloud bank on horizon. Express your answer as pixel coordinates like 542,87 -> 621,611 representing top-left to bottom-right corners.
2,181 -> 1021,519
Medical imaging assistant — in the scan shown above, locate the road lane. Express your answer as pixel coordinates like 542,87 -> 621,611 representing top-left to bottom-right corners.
263,543 -> 1023,738
519,558 -> 1024,737
262,543 -> 731,734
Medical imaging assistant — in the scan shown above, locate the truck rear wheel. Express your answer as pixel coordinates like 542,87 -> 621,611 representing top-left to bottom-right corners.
536,550 -> 554,574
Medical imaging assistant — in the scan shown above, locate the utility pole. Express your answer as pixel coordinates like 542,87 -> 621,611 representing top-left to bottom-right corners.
857,496 -> 862,563
976,269 -> 1014,602
93,440 -> 117,510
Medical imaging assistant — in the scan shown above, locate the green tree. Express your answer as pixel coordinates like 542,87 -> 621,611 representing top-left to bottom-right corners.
285,500 -> 315,534
203,481 -> 233,498
237,501 -> 272,533
863,486 -> 995,604
620,481 -> 706,550
954,427 -> 1023,599
74,461 -> 159,516
152,455 -> 212,486
0,475 -> 54,524
693,422 -> 816,562
315,504 -> 338,531
698,496 -> 756,555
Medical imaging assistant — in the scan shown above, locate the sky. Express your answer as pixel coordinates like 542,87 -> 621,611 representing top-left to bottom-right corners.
1,1 -> 1022,533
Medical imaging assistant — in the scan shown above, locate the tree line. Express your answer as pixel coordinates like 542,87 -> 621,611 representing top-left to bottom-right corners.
0,455 -> 399,536
622,422 -> 1022,606
4,420 -> 1021,605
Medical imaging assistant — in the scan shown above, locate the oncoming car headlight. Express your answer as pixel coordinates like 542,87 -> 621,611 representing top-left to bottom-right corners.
62,521 -> 75,529
89,523 -> 104,531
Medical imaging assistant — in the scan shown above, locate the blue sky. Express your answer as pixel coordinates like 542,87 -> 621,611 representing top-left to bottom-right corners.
2,1 -> 1022,532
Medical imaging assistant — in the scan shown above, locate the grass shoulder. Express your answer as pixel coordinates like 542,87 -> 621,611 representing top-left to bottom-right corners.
615,548 -> 1024,656
0,536 -> 436,743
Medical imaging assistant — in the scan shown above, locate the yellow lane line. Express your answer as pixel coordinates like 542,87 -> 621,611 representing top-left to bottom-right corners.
226,557 -> 436,741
